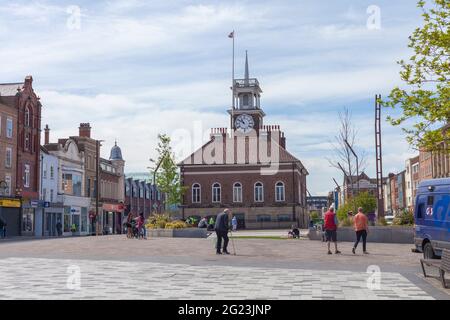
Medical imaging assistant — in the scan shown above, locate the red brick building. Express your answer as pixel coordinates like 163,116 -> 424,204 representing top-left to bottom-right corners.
178,55 -> 308,229
0,76 -> 41,236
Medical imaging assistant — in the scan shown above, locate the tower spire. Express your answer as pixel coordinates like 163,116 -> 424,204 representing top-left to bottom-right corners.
244,50 -> 249,83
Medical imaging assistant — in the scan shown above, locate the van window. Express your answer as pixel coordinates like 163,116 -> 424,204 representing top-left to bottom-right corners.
417,203 -> 424,219
427,196 -> 434,206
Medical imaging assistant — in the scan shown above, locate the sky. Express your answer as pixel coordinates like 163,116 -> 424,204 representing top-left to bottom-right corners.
0,0 -> 424,195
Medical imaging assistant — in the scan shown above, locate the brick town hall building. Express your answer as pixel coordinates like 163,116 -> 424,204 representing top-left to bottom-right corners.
178,54 -> 309,229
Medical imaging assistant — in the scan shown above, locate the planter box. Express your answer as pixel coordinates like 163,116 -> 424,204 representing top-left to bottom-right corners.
308,226 -> 414,244
147,228 -> 208,238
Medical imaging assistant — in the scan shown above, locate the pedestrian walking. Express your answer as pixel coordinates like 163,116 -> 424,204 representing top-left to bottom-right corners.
56,220 -> 62,237
324,207 -> 341,255
215,209 -> 231,255
0,218 -> 5,239
352,207 -> 369,254
231,215 -> 237,231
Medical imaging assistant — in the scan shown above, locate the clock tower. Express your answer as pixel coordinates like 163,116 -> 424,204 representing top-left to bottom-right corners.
228,51 -> 265,134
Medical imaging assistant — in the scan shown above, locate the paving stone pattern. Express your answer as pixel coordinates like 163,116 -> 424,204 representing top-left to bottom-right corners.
0,257 -> 433,300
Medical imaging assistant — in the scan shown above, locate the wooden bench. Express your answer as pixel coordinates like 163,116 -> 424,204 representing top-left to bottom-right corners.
420,248 -> 450,288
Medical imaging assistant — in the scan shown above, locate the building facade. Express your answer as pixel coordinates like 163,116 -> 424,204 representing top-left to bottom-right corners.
45,138 -> 90,236
99,142 -> 125,234
307,196 -> 328,218
70,123 -> 101,233
124,177 -> 162,219
178,54 -> 308,229
36,146 -> 64,237
0,76 -> 41,236
0,87 -> 20,236
343,172 -> 378,201
405,155 -> 420,210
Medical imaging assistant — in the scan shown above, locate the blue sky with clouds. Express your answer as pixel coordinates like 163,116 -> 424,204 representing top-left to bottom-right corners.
0,0 -> 423,194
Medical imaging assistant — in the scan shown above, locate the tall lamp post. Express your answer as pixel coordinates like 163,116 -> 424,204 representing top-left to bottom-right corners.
344,139 -> 359,196
337,162 -> 352,201
95,139 -> 105,236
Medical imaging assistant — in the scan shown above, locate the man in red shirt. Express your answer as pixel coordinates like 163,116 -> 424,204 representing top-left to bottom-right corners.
324,207 -> 341,255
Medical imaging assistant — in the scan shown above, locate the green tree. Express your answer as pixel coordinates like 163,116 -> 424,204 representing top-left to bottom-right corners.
336,192 -> 377,221
150,134 -> 187,209
383,0 -> 450,152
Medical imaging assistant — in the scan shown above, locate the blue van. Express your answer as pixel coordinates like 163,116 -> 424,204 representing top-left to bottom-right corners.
414,178 -> 450,259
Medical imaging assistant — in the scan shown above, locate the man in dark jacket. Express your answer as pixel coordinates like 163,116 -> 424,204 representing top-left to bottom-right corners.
215,209 -> 231,255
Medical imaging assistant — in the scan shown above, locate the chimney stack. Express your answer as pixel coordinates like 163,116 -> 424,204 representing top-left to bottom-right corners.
44,124 -> 50,145
79,123 -> 91,138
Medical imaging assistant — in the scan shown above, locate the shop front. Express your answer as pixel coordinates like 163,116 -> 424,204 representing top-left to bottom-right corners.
21,199 -> 39,236
0,198 -> 22,237
61,195 -> 90,236
102,203 -> 125,235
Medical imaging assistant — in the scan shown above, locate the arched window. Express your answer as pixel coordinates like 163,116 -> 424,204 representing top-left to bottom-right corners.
275,182 -> 285,202
254,182 -> 264,202
212,183 -> 221,203
233,182 -> 242,203
192,183 -> 201,203
25,107 -> 31,127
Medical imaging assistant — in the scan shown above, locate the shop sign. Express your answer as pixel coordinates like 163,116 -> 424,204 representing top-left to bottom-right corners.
0,199 -> 21,208
31,200 -> 39,208
102,203 -> 125,212
70,207 -> 81,215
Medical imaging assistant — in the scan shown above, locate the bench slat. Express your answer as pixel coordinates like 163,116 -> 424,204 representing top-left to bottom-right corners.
441,249 -> 450,272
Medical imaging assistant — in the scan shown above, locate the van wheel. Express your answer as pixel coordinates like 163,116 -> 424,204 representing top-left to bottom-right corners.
423,242 -> 437,259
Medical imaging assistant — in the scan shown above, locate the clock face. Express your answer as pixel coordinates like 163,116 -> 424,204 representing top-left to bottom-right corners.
235,114 -> 255,133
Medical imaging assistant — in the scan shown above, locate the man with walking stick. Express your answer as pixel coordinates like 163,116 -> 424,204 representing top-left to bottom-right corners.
215,208 -> 231,255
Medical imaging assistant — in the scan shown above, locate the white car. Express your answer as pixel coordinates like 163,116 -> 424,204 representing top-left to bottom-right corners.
385,215 -> 394,225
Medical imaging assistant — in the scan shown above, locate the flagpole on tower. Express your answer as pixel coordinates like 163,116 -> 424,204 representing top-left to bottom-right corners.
229,30 -> 235,133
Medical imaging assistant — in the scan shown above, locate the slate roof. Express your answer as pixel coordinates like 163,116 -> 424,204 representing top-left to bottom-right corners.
0,83 -> 23,96
178,134 -> 308,174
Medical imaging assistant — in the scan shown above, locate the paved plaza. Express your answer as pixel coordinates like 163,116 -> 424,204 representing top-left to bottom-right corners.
0,233 -> 448,300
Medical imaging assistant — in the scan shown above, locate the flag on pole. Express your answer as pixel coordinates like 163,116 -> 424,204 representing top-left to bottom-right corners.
228,31 -> 234,38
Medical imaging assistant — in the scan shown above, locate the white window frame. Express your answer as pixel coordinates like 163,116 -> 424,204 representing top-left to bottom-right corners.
6,117 -> 13,138
24,164 -> 30,188
43,163 -> 48,179
233,182 -> 242,203
212,182 -> 221,203
254,182 -> 264,202
4,174 -> 11,195
192,183 -> 201,204
5,147 -> 12,168
275,181 -> 286,202
50,166 -> 54,179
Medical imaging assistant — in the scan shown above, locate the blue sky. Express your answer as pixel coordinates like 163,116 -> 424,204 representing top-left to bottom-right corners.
0,0 -> 423,194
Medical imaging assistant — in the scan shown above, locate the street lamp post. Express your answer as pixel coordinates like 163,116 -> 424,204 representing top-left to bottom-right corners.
344,139 -> 359,196
337,162 -> 352,201
96,140 -> 105,236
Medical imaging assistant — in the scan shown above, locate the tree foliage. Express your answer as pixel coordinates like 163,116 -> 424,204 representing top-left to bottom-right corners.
383,0 -> 450,151
150,134 -> 187,208
336,192 -> 377,221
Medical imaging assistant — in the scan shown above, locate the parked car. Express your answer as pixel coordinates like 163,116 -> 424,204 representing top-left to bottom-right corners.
385,215 -> 394,225
414,178 -> 450,259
